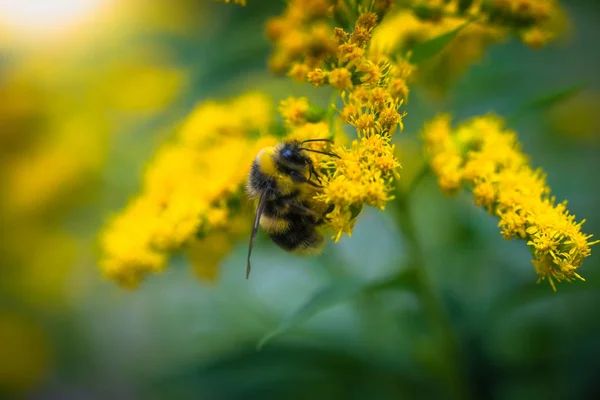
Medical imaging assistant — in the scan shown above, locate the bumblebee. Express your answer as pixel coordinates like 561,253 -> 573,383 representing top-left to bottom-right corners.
245,139 -> 337,279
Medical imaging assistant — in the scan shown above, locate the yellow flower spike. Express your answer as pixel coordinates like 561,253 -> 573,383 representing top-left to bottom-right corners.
267,10 -> 410,241
423,114 -> 597,290
315,127 -> 401,241
99,93 -> 275,287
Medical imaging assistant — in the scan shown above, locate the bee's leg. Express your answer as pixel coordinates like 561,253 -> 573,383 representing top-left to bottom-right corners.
305,158 -> 322,183
288,203 -> 320,218
315,204 -> 335,226
309,164 -> 322,183
305,180 -> 323,189
289,170 -> 323,188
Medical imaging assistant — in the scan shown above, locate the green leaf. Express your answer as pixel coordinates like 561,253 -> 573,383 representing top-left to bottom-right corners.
509,83 -> 587,123
305,104 -> 327,123
408,20 -> 472,65
257,278 -> 364,349
349,204 -> 363,220
257,269 -> 418,349
405,164 -> 431,196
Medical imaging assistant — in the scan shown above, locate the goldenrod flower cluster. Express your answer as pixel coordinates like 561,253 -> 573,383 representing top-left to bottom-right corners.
423,114 -> 598,290
281,11 -> 408,241
263,93 -> 403,243
99,0 -> 582,290
316,134 -> 401,241
100,93 -> 275,288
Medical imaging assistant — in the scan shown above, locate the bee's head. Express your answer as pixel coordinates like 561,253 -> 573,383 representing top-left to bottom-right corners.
277,141 -> 309,169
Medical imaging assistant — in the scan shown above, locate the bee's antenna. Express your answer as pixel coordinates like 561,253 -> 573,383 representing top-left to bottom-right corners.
247,192 -> 267,279
301,138 -> 334,144
299,147 -> 341,159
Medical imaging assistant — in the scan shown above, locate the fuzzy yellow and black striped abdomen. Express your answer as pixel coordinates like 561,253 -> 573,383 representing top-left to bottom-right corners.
266,211 -> 324,255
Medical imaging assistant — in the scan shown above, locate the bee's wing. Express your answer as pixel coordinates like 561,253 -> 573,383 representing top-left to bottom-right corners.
247,191 -> 268,279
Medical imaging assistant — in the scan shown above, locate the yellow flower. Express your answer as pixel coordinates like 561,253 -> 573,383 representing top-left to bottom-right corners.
329,68 -> 353,90
316,134 -> 401,241
307,68 -> 327,87
423,114 -> 598,290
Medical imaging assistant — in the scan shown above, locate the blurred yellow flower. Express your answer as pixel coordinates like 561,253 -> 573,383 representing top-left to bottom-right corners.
98,61 -> 187,116
423,114 -> 598,290
279,97 -> 311,126
3,118 -> 107,217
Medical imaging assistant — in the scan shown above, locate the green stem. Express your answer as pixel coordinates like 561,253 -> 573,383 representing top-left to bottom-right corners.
405,163 -> 431,196
396,196 -> 470,400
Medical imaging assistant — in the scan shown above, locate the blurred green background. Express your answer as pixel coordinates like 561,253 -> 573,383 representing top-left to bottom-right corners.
1,1 -> 599,399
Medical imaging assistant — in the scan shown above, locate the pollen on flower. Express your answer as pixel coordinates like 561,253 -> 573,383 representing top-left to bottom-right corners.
423,114 -> 598,290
